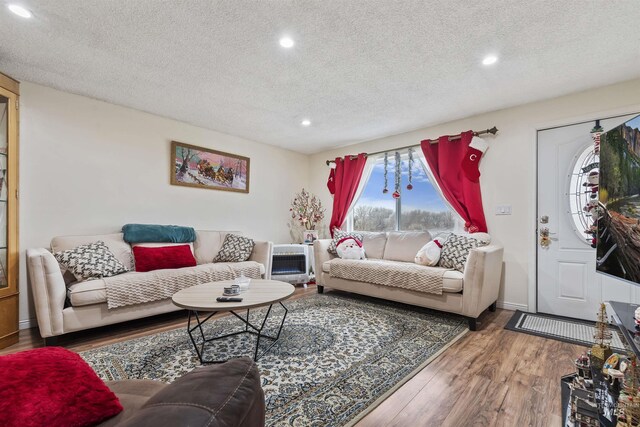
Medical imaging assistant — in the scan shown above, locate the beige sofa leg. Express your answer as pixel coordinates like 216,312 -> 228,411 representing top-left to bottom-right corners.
467,317 -> 478,331
317,285 -> 324,294
489,301 -> 497,312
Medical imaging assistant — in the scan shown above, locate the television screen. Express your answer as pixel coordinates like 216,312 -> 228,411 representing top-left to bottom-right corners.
597,114 -> 640,284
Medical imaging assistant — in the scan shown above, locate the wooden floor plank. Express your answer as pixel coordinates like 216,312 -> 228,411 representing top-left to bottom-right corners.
440,374 -> 509,427
2,287 -> 584,426
385,371 -> 469,427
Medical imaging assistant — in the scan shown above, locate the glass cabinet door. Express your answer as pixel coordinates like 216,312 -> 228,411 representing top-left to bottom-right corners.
0,96 -> 7,290
0,74 -> 18,350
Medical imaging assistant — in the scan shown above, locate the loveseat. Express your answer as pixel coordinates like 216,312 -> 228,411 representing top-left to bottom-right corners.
314,231 -> 503,330
27,230 -> 273,344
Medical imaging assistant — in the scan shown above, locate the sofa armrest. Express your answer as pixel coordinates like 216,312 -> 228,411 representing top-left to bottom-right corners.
26,248 -> 67,338
313,239 -> 337,286
249,241 -> 273,279
461,244 -> 504,318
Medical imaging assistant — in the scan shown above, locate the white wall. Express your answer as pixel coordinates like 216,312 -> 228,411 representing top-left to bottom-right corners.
308,78 -> 640,311
19,82 -> 309,325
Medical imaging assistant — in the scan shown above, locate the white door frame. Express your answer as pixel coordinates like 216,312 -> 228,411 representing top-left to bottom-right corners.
529,104 -> 640,313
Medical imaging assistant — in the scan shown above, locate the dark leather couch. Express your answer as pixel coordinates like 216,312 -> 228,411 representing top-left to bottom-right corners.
100,357 -> 265,427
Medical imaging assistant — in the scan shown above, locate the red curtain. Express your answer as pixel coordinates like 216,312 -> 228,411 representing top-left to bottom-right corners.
420,131 -> 487,233
328,153 -> 367,235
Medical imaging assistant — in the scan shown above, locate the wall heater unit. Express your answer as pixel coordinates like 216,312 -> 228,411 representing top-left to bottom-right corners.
271,244 -> 310,285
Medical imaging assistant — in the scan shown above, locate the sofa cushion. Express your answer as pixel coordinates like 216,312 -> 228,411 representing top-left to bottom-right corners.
321,260 -> 463,293
67,262 -> 266,307
116,357 -> 265,427
51,233 -> 134,271
54,241 -> 129,281
193,230 -> 241,265
383,231 -> 432,262
68,278 -> 109,307
360,232 -> 387,259
100,380 -> 166,427
0,347 -> 123,427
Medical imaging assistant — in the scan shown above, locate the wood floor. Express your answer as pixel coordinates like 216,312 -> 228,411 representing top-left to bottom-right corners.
1,285 -> 581,426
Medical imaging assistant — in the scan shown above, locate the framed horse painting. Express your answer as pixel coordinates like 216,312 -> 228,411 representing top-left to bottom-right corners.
170,141 -> 250,193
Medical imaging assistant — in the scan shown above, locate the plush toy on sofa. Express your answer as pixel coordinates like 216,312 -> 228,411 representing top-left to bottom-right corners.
414,238 -> 443,266
336,237 -> 366,260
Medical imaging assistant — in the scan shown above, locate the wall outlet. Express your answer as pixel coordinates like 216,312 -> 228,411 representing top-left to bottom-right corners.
495,205 -> 512,215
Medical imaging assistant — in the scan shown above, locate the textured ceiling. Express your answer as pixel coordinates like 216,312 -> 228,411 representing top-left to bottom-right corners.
1,1 -> 639,154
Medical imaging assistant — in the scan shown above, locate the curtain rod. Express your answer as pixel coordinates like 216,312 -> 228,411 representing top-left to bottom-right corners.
325,126 -> 498,165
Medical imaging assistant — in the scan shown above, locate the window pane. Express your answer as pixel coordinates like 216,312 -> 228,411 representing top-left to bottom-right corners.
350,154 -> 458,234
399,159 -> 456,234
352,161 -> 396,232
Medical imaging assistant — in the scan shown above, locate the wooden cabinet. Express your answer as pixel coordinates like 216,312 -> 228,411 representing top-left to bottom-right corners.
0,72 -> 19,350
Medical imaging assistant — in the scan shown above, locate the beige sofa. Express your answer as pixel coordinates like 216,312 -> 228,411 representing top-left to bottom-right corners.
26,230 -> 273,344
314,231 -> 503,330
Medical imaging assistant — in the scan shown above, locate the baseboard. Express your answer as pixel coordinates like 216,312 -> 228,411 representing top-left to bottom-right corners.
19,318 -> 36,330
497,301 -> 529,312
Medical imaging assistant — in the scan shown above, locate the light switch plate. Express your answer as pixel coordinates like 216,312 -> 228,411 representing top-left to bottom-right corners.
495,205 -> 512,215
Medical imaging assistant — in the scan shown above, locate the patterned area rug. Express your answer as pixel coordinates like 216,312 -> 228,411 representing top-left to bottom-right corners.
505,310 -> 626,352
81,293 -> 468,427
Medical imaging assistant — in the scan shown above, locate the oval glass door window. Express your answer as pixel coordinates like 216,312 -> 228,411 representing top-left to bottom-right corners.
568,144 -> 599,245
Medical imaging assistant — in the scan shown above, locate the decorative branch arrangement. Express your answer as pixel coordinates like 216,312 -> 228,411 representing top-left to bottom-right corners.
289,188 -> 325,230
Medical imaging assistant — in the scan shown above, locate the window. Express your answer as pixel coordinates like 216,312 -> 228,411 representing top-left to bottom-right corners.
568,144 -> 599,244
350,153 -> 460,233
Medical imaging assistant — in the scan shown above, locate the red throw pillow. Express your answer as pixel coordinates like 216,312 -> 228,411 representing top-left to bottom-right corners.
133,244 -> 197,272
0,347 -> 123,427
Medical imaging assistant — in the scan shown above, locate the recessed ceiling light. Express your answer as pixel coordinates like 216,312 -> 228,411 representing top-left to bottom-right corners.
301,119 -> 311,127
8,4 -> 32,18
279,37 -> 294,48
482,55 -> 498,66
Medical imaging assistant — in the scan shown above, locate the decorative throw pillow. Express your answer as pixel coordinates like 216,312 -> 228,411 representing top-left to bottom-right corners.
133,244 -> 197,272
414,238 -> 444,266
0,347 -> 123,427
54,240 -> 129,281
213,234 -> 255,262
327,229 -> 364,255
438,234 -> 481,272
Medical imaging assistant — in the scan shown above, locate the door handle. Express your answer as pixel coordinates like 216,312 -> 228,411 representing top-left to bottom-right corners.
540,227 -> 551,248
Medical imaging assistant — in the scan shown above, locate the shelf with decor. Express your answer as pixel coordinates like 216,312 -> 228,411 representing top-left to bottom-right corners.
560,302 -> 640,426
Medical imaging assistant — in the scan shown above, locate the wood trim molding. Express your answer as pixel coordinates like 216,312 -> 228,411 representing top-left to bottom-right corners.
0,72 -> 20,95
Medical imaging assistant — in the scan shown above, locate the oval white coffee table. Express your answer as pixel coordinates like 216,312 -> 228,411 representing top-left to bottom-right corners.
172,279 -> 295,364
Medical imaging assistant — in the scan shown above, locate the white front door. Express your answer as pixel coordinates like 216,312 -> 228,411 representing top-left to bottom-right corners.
537,114 -> 638,321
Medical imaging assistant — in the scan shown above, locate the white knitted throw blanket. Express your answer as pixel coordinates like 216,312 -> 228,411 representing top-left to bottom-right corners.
329,258 -> 450,295
104,262 -> 262,309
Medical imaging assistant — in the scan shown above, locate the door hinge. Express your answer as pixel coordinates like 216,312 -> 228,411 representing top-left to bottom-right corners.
15,189 -> 18,199
15,99 -> 19,109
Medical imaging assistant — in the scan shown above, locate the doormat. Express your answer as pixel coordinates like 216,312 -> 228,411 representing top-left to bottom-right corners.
81,293 -> 468,427
505,310 -> 626,352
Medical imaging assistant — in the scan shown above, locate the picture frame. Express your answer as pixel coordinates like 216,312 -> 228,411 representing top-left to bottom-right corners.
170,141 -> 250,193
304,230 -> 319,244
